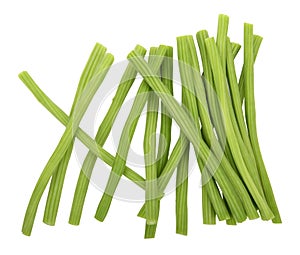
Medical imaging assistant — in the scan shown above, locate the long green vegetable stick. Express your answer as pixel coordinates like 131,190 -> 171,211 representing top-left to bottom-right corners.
43,43 -> 107,226
94,46 -> 168,222
239,35 -> 263,102
19,72 -> 145,189
144,47 -> 160,226
205,37 -> 274,220
144,90 -> 159,225
69,45 -> 147,225
244,23 -> 281,223
144,47 -> 173,238
176,36 -> 196,234
216,15 -> 252,176
180,36 -> 249,222
20,53 -> 114,236
128,49 -> 256,221
216,17 -> 240,175
226,37 -> 263,190
196,30 -> 219,224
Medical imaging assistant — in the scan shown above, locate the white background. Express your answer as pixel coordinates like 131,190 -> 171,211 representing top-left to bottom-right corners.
1,0 -> 299,254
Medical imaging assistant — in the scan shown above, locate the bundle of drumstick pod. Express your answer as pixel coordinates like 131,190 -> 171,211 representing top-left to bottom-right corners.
20,14 -> 281,238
